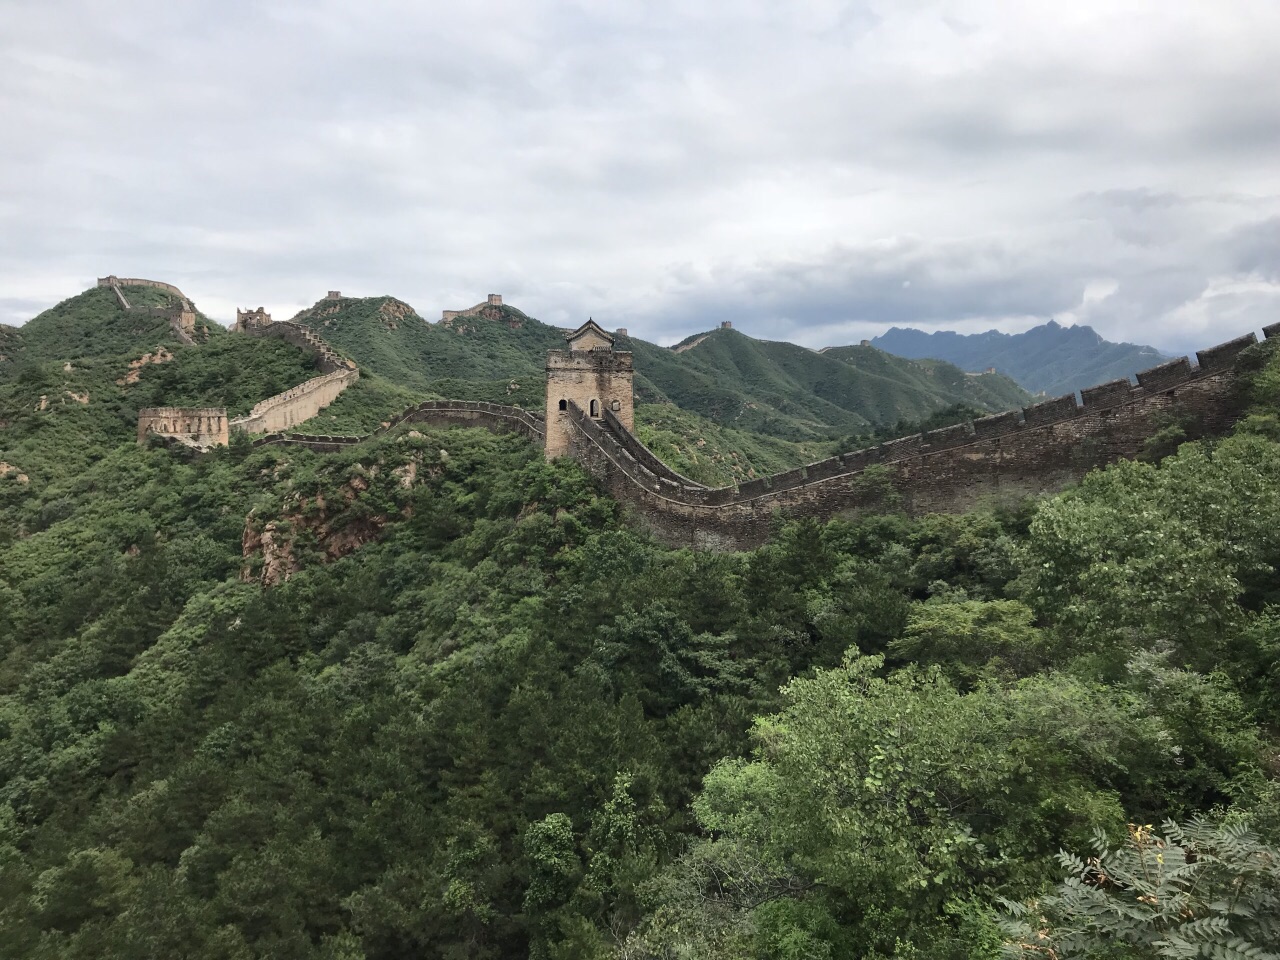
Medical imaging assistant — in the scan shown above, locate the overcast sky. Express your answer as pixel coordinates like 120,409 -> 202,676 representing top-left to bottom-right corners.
2,0 -> 1278,352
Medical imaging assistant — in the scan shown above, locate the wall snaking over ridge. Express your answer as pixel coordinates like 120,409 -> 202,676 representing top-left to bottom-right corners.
230,321 -> 359,434
556,328 -> 1275,549
251,400 -> 545,451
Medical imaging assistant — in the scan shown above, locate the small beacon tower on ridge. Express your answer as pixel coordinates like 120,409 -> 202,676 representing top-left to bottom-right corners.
545,319 -> 634,459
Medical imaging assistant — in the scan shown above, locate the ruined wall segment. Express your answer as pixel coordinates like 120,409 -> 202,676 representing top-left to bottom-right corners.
137,407 -> 229,449
231,368 -> 358,434
442,293 -> 504,322
98,275 -> 198,343
252,400 -> 545,452
233,307 -> 272,332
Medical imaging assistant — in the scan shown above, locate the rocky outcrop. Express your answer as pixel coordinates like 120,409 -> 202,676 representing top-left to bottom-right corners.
118,346 -> 174,386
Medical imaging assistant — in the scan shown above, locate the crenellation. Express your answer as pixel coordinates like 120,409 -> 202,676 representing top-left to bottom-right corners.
879,434 -> 926,459
124,273 -> 1268,554
923,422 -> 972,450
1136,357 -> 1195,392
544,320 -> 634,458
1022,394 -> 1080,426
1080,378 -> 1136,409
765,466 -> 811,494
1197,333 -> 1258,371
971,410 -> 1023,439
735,477 -> 773,498
137,407 -> 228,448
804,456 -> 848,483
841,447 -> 882,470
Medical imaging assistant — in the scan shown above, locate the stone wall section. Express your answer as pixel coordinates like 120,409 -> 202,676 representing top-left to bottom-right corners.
99,275 -> 197,343
442,294 -> 503,322
251,400 -> 545,451
231,368 -> 359,434
137,407 -> 229,449
552,329 -> 1270,549
600,408 -> 708,489
230,320 -> 359,434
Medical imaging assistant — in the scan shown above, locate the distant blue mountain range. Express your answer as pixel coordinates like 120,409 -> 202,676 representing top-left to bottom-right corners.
871,320 -> 1170,397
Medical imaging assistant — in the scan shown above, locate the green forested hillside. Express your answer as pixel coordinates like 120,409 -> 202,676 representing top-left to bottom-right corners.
0,324 -> 1277,958
629,329 -> 1031,441
2,283 -> 1279,959
290,295 -> 564,393
0,290 -> 325,482
288,296 -> 1032,444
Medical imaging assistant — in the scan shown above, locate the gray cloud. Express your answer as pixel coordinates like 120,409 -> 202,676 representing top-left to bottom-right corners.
3,0 -> 1279,357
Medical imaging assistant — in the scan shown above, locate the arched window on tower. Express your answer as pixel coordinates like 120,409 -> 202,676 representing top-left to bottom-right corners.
590,399 -> 599,417
558,399 -> 567,411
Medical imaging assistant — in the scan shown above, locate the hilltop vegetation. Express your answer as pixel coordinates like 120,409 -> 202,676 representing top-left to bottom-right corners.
872,319 -> 1170,396
630,329 -> 1030,441
291,295 -> 563,394
289,295 -> 1032,436
0,340 -> 1277,959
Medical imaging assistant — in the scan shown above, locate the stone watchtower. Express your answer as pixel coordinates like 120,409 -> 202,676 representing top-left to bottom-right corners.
545,319 -> 634,458
234,307 -> 272,332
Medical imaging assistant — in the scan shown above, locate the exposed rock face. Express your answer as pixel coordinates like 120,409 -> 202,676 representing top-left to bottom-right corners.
239,464 -> 419,586
118,346 -> 174,386
0,462 -> 29,484
378,298 -> 417,330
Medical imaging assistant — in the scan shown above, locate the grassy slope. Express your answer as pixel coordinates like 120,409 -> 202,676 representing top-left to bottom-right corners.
634,403 -> 829,485
288,373 -> 426,436
285,299 -> 1038,473
3,286 -> 1032,485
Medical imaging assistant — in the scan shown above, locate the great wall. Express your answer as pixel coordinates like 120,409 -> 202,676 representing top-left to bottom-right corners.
98,276 -> 199,345
115,281 -> 359,448
121,279 -> 1279,550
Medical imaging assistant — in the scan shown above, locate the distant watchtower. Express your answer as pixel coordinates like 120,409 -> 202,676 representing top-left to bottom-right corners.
545,319 -> 634,459
234,307 -> 272,332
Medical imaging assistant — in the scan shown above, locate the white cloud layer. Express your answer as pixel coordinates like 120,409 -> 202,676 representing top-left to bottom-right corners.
2,0 -> 1278,352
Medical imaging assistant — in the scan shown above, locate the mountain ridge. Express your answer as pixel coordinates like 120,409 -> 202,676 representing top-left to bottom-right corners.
871,320 -> 1170,396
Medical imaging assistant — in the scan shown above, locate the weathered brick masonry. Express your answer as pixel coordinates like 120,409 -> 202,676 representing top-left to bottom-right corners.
137,407 -> 229,449
554,330 -> 1272,550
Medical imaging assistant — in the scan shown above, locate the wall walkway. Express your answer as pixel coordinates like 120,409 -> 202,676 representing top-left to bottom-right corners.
230,321 -> 360,434
555,327 -> 1276,549
251,400 -> 545,451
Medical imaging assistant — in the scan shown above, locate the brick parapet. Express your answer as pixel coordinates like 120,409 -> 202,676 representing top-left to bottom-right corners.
600,408 -> 708,489
99,276 -> 187,301
549,330 -> 1266,548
